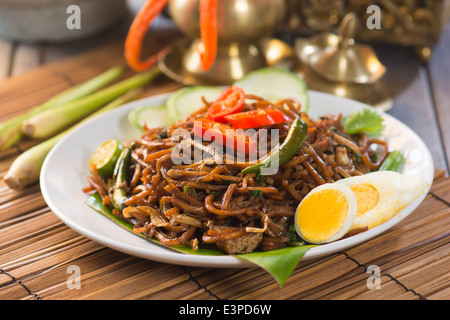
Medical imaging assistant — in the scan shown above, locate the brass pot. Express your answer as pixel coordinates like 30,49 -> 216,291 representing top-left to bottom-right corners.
168,0 -> 286,84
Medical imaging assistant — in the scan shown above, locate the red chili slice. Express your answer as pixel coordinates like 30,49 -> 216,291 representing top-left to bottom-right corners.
193,119 -> 255,154
224,108 -> 292,129
206,87 -> 246,123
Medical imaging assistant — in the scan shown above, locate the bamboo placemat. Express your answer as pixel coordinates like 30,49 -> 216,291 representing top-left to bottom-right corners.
0,42 -> 449,301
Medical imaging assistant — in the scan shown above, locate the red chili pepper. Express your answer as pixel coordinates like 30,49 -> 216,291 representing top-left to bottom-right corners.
225,108 -> 292,129
193,119 -> 256,154
125,0 -> 217,72
199,0 -> 218,71
206,87 -> 246,123
224,108 -> 292,129
124,0 -> 169,72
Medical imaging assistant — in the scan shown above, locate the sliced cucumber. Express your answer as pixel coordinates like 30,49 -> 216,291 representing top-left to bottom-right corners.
233,67 -> 309,112
166,86 -> 223,122
128,105 -> 172,132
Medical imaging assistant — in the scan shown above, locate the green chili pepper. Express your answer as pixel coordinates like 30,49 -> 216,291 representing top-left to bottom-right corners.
87,192 -> 135,231
111,143 -> 135,210
241,117 -> 308,175
379,150 -> 404,172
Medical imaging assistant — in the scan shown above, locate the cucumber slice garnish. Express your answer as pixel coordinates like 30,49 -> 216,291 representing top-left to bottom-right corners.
166,86 -> 223,122
128,105 -> 172,132
233,67 -> 309,112
128,68 -> 309,132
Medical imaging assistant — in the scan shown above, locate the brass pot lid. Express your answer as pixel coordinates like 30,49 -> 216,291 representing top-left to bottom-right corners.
301,13 -> 386,84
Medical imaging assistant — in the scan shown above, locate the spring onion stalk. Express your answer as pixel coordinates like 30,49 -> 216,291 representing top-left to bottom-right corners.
379,150 -> 404,172
22,66 -> 161,139
4,89 -> 142,190
0,65 -> 124,150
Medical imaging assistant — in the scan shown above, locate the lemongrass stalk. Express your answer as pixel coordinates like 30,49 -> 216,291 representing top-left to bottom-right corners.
40,65 -> 125,107
0,66 -> 124,150
4,89 -> 142,190
22,67 -> 161,139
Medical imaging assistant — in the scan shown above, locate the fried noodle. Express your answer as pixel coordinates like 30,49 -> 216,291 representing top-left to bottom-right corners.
84,94 -> 388,254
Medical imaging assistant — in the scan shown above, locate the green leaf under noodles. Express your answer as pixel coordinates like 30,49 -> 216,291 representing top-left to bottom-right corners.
86,193 -> 223,256
86,192 -> 315,286
236,245 -> 316,287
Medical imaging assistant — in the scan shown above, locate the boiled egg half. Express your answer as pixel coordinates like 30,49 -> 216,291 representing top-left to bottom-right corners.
295,183 -> 357,244
295,171 -> 429,244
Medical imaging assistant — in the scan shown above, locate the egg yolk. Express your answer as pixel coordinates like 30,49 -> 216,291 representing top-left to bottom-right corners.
297,188 -> 349,242
350,183 -> 379,216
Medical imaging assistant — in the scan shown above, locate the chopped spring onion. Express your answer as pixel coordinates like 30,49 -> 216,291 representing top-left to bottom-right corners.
248,189 -> 263,197
379,150 -> 404,172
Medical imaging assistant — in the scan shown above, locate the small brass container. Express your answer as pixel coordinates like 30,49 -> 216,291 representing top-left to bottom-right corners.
305,13 -> 386,84
296,13 -> 391,110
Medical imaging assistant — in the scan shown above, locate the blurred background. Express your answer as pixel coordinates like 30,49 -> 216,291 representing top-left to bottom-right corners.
0,0 -> 449,77
0,0 -> 449,172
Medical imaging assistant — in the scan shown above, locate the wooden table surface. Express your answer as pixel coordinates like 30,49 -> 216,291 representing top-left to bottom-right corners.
0,1 -> 449,301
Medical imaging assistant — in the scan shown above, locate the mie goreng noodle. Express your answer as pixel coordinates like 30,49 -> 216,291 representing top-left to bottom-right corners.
83,89 -> 389,255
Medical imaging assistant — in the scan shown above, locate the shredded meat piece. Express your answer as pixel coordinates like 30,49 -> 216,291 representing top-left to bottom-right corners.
217,232 -> 263,255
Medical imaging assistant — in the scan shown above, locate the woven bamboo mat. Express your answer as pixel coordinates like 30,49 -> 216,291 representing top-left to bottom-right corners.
0,42 -> 449,301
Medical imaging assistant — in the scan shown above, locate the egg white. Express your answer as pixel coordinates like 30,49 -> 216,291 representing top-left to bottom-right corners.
336,171 -> 402,231
294,171 -> 430,244
397,174 -> 429,211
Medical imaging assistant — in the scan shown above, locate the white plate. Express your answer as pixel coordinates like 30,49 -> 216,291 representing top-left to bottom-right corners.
40,91 -> 434,268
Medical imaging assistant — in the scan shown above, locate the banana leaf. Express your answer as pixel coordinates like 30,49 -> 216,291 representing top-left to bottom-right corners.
86,193 -> 315,286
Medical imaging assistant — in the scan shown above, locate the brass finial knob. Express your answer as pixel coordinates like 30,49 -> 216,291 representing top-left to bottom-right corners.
307,13 -> 386,84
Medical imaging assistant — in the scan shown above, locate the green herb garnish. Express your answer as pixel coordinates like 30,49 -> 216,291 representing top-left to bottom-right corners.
343,109 -> 385,137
